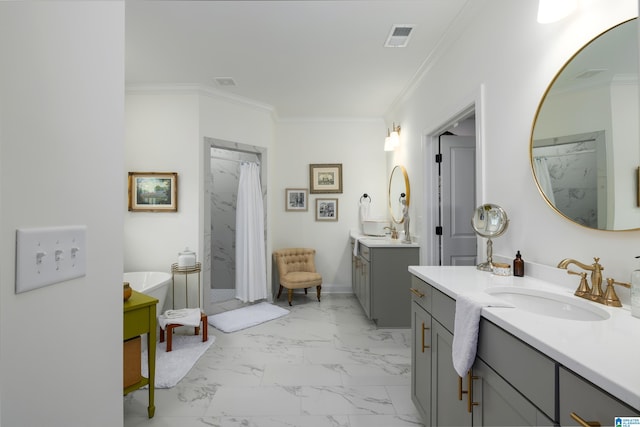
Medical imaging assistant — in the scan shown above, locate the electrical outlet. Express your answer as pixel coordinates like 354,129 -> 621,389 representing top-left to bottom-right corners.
15,226 -> 87,294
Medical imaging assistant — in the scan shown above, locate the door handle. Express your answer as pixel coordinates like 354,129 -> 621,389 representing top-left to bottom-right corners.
421,322 -> 430,352
410,288 -> 425,298
467,371 -> 479,413
570,412 -> 601,427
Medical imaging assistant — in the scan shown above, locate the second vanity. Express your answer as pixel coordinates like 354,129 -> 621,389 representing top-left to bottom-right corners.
351,233 -> 419,327
409,265 -> 640,426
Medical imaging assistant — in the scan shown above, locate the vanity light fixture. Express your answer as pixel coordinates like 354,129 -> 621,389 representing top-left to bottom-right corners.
384,123 -> 401,151
537,0 -> 577,24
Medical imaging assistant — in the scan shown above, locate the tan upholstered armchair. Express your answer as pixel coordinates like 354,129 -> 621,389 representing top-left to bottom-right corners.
273,248 -> 322,306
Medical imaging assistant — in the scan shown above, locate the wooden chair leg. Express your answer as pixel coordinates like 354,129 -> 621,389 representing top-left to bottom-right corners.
288,288 -> 294,306
201,313 -> 208,342
277,284 -> 283,299
316,285 -> 322,301
304,288 -> 308,294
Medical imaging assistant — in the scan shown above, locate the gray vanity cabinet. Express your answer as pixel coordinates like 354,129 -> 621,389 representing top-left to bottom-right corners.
472,358 -> 554,426
411,299 -> 431,419
352,240 -> 418,327
559,366 -> 640,426
431,319 -> 471,426
411,276 -> 556,427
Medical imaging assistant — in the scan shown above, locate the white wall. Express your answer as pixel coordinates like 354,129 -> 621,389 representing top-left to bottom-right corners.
0,2 -> 124,426
388,0 -> 639,282
125,89 -> 275,310
273,119 -> 387,291
125,90 -> 200,278
125,88 -> 386,297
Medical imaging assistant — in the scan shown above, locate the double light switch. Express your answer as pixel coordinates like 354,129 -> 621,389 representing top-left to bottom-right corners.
16,226 -> 87,294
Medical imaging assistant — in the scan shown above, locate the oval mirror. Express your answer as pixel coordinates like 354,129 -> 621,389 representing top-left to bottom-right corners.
388,165 -> 410,224
471,204 -> 509,271
530,18 -> 640,231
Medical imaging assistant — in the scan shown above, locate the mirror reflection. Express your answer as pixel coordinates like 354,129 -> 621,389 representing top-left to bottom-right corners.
388,165 -> 410,224
531,18 -> 640,231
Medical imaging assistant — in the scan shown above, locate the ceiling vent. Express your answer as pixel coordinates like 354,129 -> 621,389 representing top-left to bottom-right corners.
384,25 -> 414,48
573,69 -> 607,80
215,77 -> 236,87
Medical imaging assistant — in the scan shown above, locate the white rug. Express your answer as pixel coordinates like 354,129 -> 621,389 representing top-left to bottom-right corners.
208,302 -> 289,333
141,334 -> 215,388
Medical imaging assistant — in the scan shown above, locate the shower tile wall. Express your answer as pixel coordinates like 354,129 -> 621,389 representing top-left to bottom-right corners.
210,147 -> 260,301
533,140 -> 599,228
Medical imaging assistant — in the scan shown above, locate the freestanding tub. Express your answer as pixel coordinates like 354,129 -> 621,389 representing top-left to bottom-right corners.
123,272 -> 171,314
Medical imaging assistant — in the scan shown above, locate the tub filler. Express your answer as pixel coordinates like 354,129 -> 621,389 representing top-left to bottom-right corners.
123,271 -> 171,314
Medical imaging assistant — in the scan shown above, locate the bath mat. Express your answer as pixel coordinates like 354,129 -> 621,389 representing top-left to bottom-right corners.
141,334 -> 215,389
208,302 -> 289,333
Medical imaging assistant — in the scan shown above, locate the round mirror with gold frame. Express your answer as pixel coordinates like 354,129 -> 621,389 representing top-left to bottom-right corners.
530,18 -> 640,231
388,165 -> 410,224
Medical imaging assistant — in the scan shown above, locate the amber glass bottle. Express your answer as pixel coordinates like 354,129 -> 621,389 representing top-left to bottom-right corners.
513,251 -> 524,277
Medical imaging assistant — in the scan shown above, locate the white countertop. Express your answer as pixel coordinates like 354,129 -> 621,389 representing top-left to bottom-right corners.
350,231 -> 420,248
409,265 -> 640,411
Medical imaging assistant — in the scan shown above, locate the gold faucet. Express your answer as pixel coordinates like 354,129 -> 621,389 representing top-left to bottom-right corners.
384,226 -> 398,240
557,257 -> 604,303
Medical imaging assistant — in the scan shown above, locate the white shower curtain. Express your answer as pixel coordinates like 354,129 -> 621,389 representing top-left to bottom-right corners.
235,162 -> 268,303
533,157 -> 556,205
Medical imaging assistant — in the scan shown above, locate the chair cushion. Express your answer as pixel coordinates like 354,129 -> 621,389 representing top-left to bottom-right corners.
280,271 -> 322,289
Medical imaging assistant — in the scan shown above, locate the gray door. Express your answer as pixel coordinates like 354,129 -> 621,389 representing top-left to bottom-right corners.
440,134 -> 476,266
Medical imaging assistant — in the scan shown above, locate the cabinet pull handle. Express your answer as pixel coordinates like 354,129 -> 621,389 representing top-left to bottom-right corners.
458,376 -> 465,400
421,322 -> 430,352
570,412 -> 601,427
467,371 -> 479,413
410,288 -> 425,298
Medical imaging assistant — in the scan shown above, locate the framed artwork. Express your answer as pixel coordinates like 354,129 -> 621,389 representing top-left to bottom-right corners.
309,163 -> 343,193
285,188 -> 308,211
315,198 -> 338,221
128,172 -> 178,212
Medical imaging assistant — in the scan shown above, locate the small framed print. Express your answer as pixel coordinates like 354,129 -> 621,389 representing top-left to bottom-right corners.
315,198 -> 338,221
285,188 -> 308,211
309,163 -> 343,194
128,172 -> 178,212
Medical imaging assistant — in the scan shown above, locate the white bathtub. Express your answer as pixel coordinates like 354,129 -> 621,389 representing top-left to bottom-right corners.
123,271 -> 171,314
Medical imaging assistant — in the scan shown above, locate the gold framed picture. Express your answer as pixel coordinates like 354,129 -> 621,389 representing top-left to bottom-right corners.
309,163 -> 343,194
285,188 -> 308,211
128,172 -> 178,212
315,198 -> 338,221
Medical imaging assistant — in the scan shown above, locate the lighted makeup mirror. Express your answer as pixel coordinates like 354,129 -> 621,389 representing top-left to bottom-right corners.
471,203 -> 509,271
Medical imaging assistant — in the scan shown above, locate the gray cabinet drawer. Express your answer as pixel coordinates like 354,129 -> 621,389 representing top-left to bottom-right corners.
477,319 -> 556,420
431,287 -> 455,333
360,244 -> 370,261
559,366 -> 640,425
410,276 -> 432,312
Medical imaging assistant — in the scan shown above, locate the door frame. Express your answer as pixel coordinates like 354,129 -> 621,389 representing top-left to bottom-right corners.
421,86 -> 486,265
201,137 -> 269,313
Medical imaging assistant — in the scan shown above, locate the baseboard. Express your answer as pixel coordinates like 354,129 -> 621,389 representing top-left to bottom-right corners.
319,283 -> 352,294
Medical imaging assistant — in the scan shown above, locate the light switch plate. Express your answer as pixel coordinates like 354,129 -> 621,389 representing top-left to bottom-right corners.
15,226 -> 87,294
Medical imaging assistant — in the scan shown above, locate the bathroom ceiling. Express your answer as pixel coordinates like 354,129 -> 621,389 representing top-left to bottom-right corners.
125,0 -> 471,119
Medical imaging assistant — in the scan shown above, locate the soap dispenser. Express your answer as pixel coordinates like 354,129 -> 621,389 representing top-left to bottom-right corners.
631,256 -> 640,318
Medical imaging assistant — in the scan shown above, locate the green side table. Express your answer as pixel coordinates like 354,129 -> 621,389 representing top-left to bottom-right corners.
124,290 -> 158,418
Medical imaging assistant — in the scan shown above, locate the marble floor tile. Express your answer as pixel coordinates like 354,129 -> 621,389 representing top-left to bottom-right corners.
124,294 -> 425,427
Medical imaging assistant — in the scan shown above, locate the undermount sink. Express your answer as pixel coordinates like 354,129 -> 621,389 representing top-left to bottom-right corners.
485,287 -> 610,321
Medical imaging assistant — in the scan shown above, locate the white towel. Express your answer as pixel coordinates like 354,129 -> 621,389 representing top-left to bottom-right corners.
158,308 -> 202,329
359,200 -> 370,223
452,292 -> 513,377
